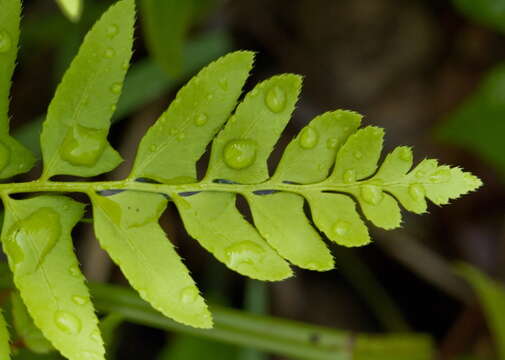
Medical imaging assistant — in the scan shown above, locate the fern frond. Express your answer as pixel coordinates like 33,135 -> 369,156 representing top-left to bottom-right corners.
0,0 -> 482,359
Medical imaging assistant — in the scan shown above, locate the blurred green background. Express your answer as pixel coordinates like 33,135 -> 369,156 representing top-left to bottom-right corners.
5,0 -> 505,359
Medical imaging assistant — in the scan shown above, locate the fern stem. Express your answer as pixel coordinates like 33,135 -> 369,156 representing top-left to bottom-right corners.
91,283 -> 433,360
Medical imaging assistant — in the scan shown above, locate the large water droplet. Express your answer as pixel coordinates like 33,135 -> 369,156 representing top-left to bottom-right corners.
299,127 -> 318,149
327,137 -> 339,149
429,169 -> 451,184
409,184 -> 425,201
332,220 -> 350,237
264,86 -> 286,113
110,82 -> 122,94
361,184 -> 383,205
223,139 -> 257,170
72,295 -> 88,305
106,24 -> 119,38
225,241 -> 264,269
194,113 -> 208,127
180,287 -> 198,304
54,311 -> 81,335
343,169 -> 356,183
0,30 -> 12,53
0,141 -> 11,172
60,125 -> 107,166
6,208 -> 61,275
104,48 -> 115,58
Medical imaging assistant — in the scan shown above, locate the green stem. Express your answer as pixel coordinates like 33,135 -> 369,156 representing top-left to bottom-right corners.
90,283 -> 434,360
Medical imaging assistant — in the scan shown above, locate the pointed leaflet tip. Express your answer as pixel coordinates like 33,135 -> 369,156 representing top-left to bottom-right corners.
55,0 -> 83,22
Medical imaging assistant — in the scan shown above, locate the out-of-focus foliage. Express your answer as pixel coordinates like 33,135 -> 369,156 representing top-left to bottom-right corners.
55,0 -> 83,23
457,263 -> 505,359
452,0 -> 505,33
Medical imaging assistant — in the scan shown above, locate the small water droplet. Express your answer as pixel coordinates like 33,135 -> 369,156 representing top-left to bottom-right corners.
343,169 -> 356,183
72,295 -> 88,305
361,184 -> 383,205
54,311 -> 81,335
409,184 -> 425,201
223,139 -> 257,170
176,133 -> 185,141
69,265 -> 80,277
169,128 -> 179,136
110,82 -> 122,94
111,104 -> 117,112
429,169 -> 451,184
180,287 -> 198,304
299,127 -> 318,149
0,30 -> 12,53
264,86 -> 286,113
327,137 -> 339,149
90,330 -> 101,342
207,93 -> 214,100
138,289 -> 148,299
149,144 -> 157,152
122,61 -> 129,70
0,141 -> 11,171
225,241 -> 264,269
219,78 -> 228,91
332,220 -> 350,237
104,48 -> 115,58
415,170 -> 425,179
60,125 -> 107,166
106,24 -> 119,38
398,147 -> 412,162
229,115 -> 237,124
194,113 -> 208,127
354,150 -> 363,160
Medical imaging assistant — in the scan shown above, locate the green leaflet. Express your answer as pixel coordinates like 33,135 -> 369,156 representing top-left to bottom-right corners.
0,309 -> 9,360
1,195 -> 104,360
91,191 -> 211,328
139,0 -> 195,75
55,0 -> 83,23
0,0 -> 35,179
130,51 -> 254,184
11,291 -> 54,354
40,0 -> 135,179
456,264 -> 505,359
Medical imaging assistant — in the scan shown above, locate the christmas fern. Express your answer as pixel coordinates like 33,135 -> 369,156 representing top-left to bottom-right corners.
0,0 -> 482,359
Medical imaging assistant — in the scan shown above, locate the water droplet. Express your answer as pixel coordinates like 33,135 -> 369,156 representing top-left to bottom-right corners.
69,265 -> 80,277
299,127 -> 318,149
90,330 -> 101,342
72,295 -> 88,305
194,113 -> 208,127
415,170 -> 425,179
223,139 -> 257,170
110,82 -> 122,94
429,169 -> 451,184
398,147 -> 412,162
361,184 -> 383,205
332,220 -> 350,237
0,141 -> 11,172
6,208 -> 61,275
169,128 -> 179,136
122,61 -> 129,70
327,137 -> 339,149
207,93 -> 214,101
343,169 -> 356,183
176,133 -> 185,141
409,184 -> 425,201
138,289 -> 148,299
104,48 -> 115,58
60,125 -> 107,166
180,287 -> 198,304
111,104 -> 117,112
0,30 -> 12,53
251,88 -> 259,97
225,241 -> 264,269
354,150 -> 363,160
106,24 -> 119,38
54,311 -> 81,335
149,144 -> 157,152
264,86 -> 286,113
219,78 -> 228,91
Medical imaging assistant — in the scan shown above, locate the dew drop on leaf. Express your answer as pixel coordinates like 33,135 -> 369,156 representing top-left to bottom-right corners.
104,48 -> 115,58
149,144 -> 157,152
69,265 -> 80,277
54,311 -> 81,335
0,30 -> 12,53
429,169 -> 451,184
106,24 -> 119,38
332,220 -> 350,237
409,184 -> 425,201
415,170 -> 425,179
0,141 -> 11,172
180,287 -> 198,304
110,82 -> 122,94
90,330 -> 101,342
343,169 -> 356,183
225,241 -> 264,269
223,139 -> 257,170
194,113 -> 208,127
218,78 -> 228,91
265,86 -> 286,113
176,133 -> 186,141
71,295 -> 88,305
299,127 -> 318,149
361,184 -> 383,205
122,61 -> 129,71
327,137 -> 339,149
354,150 -> 363,160
60,125 -> 108,166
